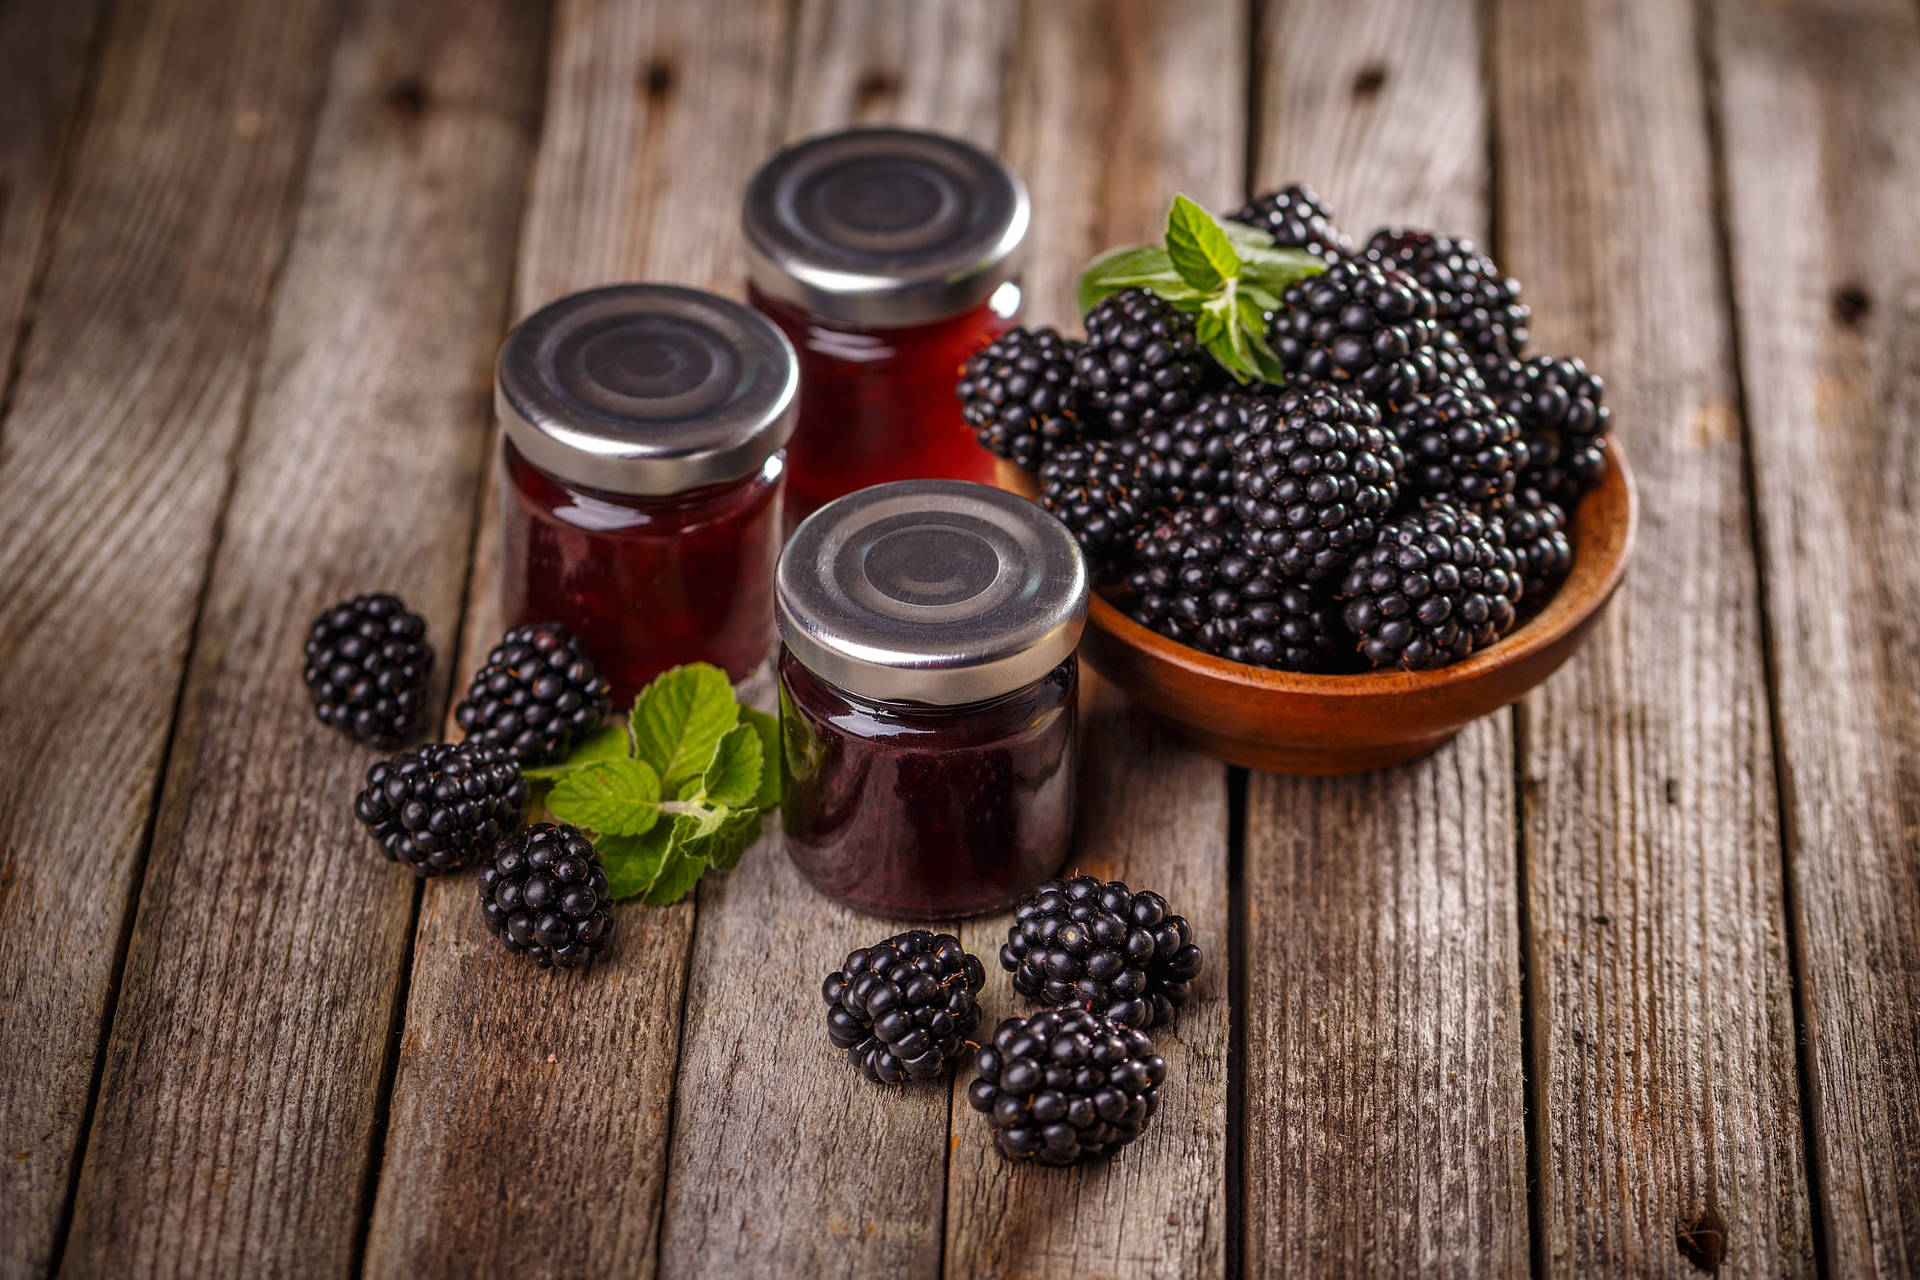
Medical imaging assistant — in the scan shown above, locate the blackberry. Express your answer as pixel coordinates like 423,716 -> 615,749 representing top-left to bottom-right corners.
968,1007 -> 1164,1165
354,740 -> 526,875
1228,183 -> 1352,261
1271,259 -> 1441,405
1128,506 -> 1345,672
1137,391 -> 1254,506
1364,229 -> 1529,364
1485,355 -> 1610,504
477,822 -> 614,968
956,327 -> 1085,470
454,622 -> 612,767
302,593 -> 433,747
1230,381 -> 1402,582
1339,501 -> 1522,669
823,930 -> 986,1085
1493,484 -> 1573,604
1387,384 -> 1527,507
1038,438 -> 1160,583
1000,875 -> 1203,1031
1074,289 -> 1211,436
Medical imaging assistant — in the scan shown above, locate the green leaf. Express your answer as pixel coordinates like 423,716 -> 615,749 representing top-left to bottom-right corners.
699,723 -> 762,808
739,708 -> 782,809
519,721 -> 632,780
547,758 -> 662,837
1238,247 -> 1327,290
598,825 -> 675,900
641,817 -> 708,906
631,663 -> 739,793
689,807 -> 763,873
1163,194 -> 1241,293
1220,219 -> 1280,253
1074,245 -> 1207,315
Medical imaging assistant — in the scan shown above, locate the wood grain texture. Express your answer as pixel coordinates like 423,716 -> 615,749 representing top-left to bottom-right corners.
940,4 -> 1240,1275
783,0 -> 1012,147
1493,0 -> 1813,1273
1240,2 -> 1530,1274
1711,0 -> 1920,1273
0,0 -> 342,1272
363,3 -> 792,1276
57,0 -> 547,1274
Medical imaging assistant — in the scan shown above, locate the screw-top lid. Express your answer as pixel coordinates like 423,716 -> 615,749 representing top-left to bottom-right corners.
743,128 -> 1029,327
777,480 -> 1087,706
495,284 -> 798,496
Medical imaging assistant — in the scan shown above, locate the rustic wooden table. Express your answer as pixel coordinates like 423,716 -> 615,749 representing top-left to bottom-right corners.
2,0 -> 1916,1276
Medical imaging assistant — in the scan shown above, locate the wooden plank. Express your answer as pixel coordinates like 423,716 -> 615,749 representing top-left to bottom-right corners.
940,3 -> 1240,1276
361,3 -> 793,1276
1239,4 -> 1530,1273
1492,0 -> 1814,1273
653,5 -> 1013,1277
1710,0 -> 1920,1273
0,0 -> 342,1272
54,0 -> 548,1274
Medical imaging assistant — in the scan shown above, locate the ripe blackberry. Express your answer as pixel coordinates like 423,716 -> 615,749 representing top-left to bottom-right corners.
302,593 -> 433,747
454,622 -> 612,767
1128,506 -> 1345,672
1364,229 -> 1529,364
1230,381 -> 1402,582
1485,355 -> 1610,504
956,327 -> 1084,470
1387,384 -> 1527,507
1228,183 -> 1352,260
1137,391 -> 1254,506
1074,289 -> 1211,436
1038,438 -> 1160,582
478,822 -> 613,968
823,930 -> 986,1085
1339,501 -> 1522,669
1000,875 -> 1203,1031
968,1007 -> 1164,1165
1271,259 -> 1441,405
1493,484 -> 1574,603
354,740 -> 526,875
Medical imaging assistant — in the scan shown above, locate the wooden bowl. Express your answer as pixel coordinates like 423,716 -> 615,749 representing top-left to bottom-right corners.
997,445 -> 1637,774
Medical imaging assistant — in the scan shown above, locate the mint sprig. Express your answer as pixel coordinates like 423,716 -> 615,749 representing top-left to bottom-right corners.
534,662 -> 781,906
1076,195 -> 1326,384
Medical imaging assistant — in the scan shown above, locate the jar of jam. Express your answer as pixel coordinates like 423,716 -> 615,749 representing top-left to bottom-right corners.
742,128 -> 1029,521
775,480 -> 1087,919
495,284 -> 797,704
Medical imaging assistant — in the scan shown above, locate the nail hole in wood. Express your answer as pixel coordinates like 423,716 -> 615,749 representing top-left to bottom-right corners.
1676,1208 -> 1728,1272
384,76 -> 429,116
855,69 -> 900,109
1832,284 -> 1871,327
1351,62 -> 1388,98
1665,777 -> 1679,805
643,59 -> 675,100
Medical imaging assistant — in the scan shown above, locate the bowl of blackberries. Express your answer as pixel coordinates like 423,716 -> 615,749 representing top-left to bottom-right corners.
959,189 -> 1635,773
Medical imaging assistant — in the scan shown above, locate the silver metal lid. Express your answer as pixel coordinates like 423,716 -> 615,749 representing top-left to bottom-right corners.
743,128 -> 1029,327
777,480 -> 1087,706
495,284 -> 798,496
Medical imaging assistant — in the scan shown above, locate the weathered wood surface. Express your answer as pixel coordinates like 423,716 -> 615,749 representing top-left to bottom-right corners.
1493,0 -> 1812,1273
1239,2 -> 1531,1275
58,0 -> 548,1274
1712,0 -> 1920,1274
0,0 -> 342,1272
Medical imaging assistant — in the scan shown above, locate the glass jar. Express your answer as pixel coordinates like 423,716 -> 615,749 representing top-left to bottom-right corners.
775,480 -> 1088,919
743,128 -> 1029,521
495,284 -> 797,705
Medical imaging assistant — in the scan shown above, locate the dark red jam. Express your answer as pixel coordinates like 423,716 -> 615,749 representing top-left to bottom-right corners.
748,285 -> 1012,519
500,441 -> 782,705
778,648 -> 1076,920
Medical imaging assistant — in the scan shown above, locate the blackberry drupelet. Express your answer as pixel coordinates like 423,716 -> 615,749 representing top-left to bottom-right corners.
1270,259 -> 1441,405
1364,229 -> 1529,364
1137,391 -> 1254,506
1339,501 -> 1522,670
1038,438 -> 1160,582
1494,484 -> 1574,603
454,622 -> 612,767
1000,875 -> 1204,1031
1485,355 -> 1610,504
1387,384 -> 1527,507
1228,183 -> 1352,261
302,593 -> 433,747
956,326 -> 1084,471
354,740 -> 526,875
1074,289 -> 1212,436
1230,380 -> 1401,582
823,930 -> 986,1084
477,822 -> 613,968
968,1007 -> 1165,1165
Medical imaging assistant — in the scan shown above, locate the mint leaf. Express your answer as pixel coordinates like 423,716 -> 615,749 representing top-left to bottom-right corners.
699,723 -> 762,808
631,663 -> 739,793
691,807 -> 763,873
547,758 -> 662,836
1075,245 -> 1206,315
642,817 -> 708,906
598,825 -> 674,900
1164,195 -> 1240,294
740,708 -> 781,809
519,721 -> 632,780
